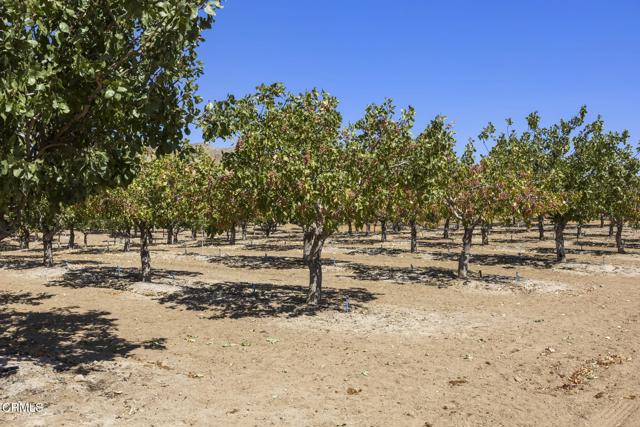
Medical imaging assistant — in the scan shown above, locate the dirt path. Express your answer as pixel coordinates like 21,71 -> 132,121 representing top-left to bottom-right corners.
1,224 -> 639,426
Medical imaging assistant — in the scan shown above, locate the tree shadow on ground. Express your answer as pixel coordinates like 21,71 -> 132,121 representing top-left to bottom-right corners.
0,305 -> 141,373
0,291 -> 54,306
47,266 -> 202,291
532,247 -> 616,257
416,240 -> 459,250
345,247 -> 407,257
489,237 -> 541,244
342,262 -> 457,286
0,241 -> 20,252
0,255 -> 103,270
69,246 -> 169,256
329,236 -> 380,246
341,261 -> 516,287
429,252 -> 555,269
208,254 -> 305,270
243,243 -> 302,252
156,281 -> 378,319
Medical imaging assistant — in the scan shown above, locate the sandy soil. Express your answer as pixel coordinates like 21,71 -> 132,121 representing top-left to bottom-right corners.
1,223 -> 639,426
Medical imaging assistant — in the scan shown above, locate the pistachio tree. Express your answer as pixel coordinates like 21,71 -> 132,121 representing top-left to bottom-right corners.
446,120 -> 548,278
350,100 -> 413,241
202,83 -> 347,305
397,117 -> 456,252
445,142 -> 499,278
597,135 -> 640,253
525,107 -> 618,262
0,0 -> 221,241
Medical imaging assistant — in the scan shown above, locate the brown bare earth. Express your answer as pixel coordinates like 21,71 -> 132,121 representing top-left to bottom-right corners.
1,223 -> 639,427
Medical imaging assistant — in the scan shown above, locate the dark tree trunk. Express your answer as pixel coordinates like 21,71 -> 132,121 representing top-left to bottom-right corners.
83,231 -> 88,247
457,225 -> 474,279
173,227 -> 179,244
410,219 -> 417,253
443,217 -> 450,239
615,219 -> 625,253
20,227 -> 30,249
365,223 -> 370,236
191,228 -> 197,239
600,214 -> 605,228
140,225 -> 152,282
608,220 -> 614,237
304,227 -> 326,305
576,224 -> 582,241
123,229 -> 131,252
0,218 -> 15,242
42,228 -> 55,267
348,221 -> 353,236
68,226 -> 75,249
380,220 -> 387,242
554,216 -> 567,262
481,223 -> 490,245
302,228 -> 310,261
228,224 -> 236,245
538,215 -> 545,240
167,225 -> 174,244
241,222 -> 247,240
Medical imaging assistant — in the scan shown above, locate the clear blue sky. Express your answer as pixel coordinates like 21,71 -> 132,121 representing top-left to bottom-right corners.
192,0 -> 640,154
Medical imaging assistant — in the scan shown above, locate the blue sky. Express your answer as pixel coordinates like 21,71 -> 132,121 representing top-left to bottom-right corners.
192,0 -> 640,154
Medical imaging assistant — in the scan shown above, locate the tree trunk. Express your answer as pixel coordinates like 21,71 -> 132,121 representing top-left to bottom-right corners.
42,228 -> 55,267
20,227 -> 30,249
600,214 -> 605,228
68,226 -> 75,249
228,224 -> 236,245
173,227 -> 179,244
167,225 -> 174,244
140,226 -> 152,282
615,219 -> 625,253
83,231 -> 88,247
348,221 -> 353,236
443,217 -> 450,239
537,215 -> 545,240
481,223 -> 490,245
191,228 -> 197,239
380,220 -> 387,242
554,216 -> 567,262
365,223 -> 370,237
576,224 -> 582,241
608,220 -> 614,237
410,219 -> 417,253
0,218 -> 15,242
305,229 -> 325,306
457,226 -> 474,279
123,229 -> 131,252
241,222 -> 247,240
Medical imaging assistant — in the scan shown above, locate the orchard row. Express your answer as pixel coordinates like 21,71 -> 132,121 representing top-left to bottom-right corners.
9,84 -> 640,304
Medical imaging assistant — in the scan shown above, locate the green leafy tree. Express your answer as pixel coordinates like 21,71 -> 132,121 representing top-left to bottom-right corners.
597,136 -> 640,253
396,117 -> 456,252
0,0 -> 221,241
525,107 -> 620,262
350,100 -> 413,241
202,83 -> 347,304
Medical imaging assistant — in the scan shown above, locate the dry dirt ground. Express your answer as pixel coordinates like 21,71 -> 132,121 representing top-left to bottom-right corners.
1,223 -> 639,427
